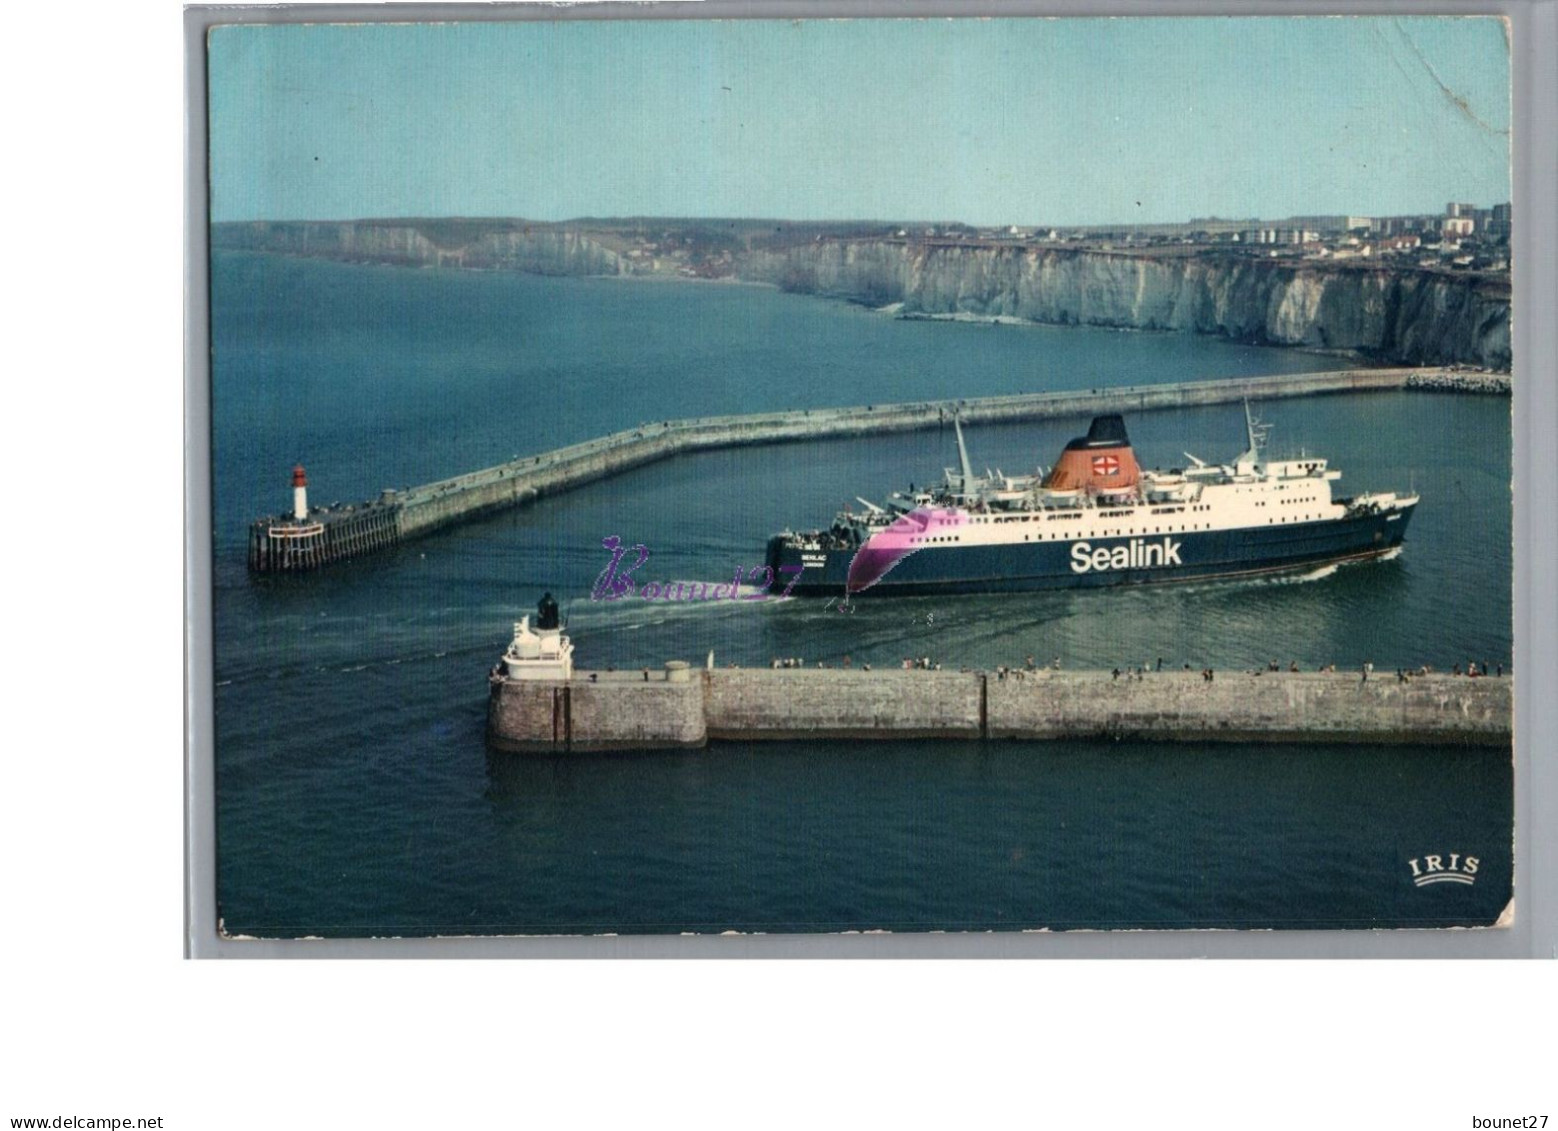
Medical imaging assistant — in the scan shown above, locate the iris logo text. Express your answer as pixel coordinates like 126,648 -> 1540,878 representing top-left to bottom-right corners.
1407,853 -> 1479,887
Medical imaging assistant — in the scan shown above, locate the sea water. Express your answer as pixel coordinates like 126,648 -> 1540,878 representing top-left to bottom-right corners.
210,251 -> 1513,936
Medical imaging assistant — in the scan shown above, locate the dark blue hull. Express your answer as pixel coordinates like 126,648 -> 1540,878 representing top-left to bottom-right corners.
766,507 -> 1415,597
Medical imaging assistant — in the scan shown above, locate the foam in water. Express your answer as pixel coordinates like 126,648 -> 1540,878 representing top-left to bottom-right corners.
1292,563 -> 1340,583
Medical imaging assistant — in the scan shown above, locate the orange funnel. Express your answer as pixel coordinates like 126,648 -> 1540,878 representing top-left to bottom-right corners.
1041,415 -> 1141,492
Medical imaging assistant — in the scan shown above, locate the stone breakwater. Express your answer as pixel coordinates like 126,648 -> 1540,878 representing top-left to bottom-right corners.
1404,371 -> 1511,394
487,668 -> 1512,753
251,367 -> 1496,573
741,242 -> 1511,371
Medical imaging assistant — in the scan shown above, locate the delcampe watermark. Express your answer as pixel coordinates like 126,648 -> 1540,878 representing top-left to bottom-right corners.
592,507 -> 964,606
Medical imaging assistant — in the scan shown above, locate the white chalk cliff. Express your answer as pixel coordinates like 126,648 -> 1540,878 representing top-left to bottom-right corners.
742,242 -> 1510,370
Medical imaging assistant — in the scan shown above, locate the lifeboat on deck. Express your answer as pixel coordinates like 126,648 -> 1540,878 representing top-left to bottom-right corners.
1142,470 -> 1195,502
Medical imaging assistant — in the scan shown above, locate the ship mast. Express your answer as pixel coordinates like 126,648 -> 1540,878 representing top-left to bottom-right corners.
953,412 -> 975,493
1236,399 -> 1270,472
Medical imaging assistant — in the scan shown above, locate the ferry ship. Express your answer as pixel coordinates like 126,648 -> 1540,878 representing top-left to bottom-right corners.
764,404 -> 1418,596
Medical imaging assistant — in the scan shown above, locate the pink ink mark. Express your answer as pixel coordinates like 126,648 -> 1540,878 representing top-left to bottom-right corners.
845,506 -> 967,594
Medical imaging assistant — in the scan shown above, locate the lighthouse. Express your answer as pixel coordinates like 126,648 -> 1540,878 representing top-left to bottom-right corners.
292,465 -> 309,521
250,463 -> 328,572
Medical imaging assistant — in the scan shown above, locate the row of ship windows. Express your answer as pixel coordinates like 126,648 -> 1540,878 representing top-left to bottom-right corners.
969,504 -> 1212,526
916,524 -> 1220,543
914,514 -> 1327,544
971,511 -> 1088,524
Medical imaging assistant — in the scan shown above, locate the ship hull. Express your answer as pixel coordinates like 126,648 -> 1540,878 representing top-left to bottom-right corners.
766,506 -> 1415,597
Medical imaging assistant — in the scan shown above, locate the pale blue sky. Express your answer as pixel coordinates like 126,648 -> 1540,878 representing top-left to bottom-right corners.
208,16 -> 1510,226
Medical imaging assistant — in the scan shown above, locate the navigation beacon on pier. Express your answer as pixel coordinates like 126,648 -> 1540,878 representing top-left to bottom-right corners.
495,593 -> 574,682
246,464 -> 328,570
247,464 -> 403,573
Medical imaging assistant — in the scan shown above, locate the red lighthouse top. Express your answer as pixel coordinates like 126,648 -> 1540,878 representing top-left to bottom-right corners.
292,465 -> 308,488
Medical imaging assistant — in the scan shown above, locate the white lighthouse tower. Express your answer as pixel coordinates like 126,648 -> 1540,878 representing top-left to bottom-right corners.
292,464 -> 310,521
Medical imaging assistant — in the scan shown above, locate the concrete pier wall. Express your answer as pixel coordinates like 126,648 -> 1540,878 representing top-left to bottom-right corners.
487,674 -> 706,753
486,668 -> 1512,752
983,670 -> 1509,744
704,670 -> 984,740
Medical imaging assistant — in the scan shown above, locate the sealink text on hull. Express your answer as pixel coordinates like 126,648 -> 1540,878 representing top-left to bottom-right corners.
765,405 -> 1418,596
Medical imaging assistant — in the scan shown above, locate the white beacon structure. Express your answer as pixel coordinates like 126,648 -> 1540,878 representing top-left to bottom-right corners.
500,593 -> 573,681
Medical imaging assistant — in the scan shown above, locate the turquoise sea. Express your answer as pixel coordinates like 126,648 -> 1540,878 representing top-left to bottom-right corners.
210,251 -> 1513,936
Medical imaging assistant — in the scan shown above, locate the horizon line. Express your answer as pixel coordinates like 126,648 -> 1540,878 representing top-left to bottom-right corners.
213,203 -> 1513,230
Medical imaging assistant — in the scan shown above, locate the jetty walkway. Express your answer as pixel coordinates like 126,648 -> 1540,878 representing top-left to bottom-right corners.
250,365 -> 1504,572
488,665 -> 1513,752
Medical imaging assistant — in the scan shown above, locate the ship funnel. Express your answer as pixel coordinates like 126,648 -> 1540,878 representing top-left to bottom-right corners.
1041,414 -> 1141,492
